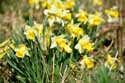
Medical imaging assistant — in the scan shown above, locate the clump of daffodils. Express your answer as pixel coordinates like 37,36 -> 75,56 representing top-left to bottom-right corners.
0,2 -> 121,83
0,0 -> 119,72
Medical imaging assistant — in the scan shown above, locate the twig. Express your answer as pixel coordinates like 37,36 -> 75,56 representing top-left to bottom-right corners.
105,40 -> 114,52
52,54 -> 55,83
61,65 -> 68,83
115,0 -> 123,57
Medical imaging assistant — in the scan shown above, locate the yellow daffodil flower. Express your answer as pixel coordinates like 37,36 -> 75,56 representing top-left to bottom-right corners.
105,9 -> 119,18
63,45 -> 72,53
44,4 -> 72,21
43,0 -> 73,21
42,0 -> 52,9
64,0 -> 75,9
81,42 -> 94,52
45,27 -> 53,47
43,0 -> 64,15
50,35 -> 72,53
15,44 -> 29,58
28,0 -> 40,6
63,12 -> 72,20
42,0 -> 64,9
80,55 -> 94,69
76,10 -> 88,23
24,25 -> 36,41
42,0 -> 75,9
88,13 -> 104,26
105,8 -> 119,22
41,0 -> 48,9
66,23 -> 84,38
75,35 -> 94,53
54,1 -> 64,9
105,54 -> 117,70
34,22 -> 43,36
44,5 -> 63,17
47,15 -> 62,26
41,1 -> 47,8
93,0 -> 103,6
48,15 -> 56,26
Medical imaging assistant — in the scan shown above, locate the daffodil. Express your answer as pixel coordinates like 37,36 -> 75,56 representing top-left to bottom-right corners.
63,45 -> 72,53
42,0 -> 75,10
44,5 -> 72,21
93,0 -> 103,6
34,22 -> 43,36
15,44 -> 29,58
66,23 -> 84,38
54,1 -> 65,9
44,3 -> 63,17
41,0 -> 48,8
43,0 -> 72,15
28,0 -> 40,5
45,27 -> 53,47
105,54 -> 117,70
80,55 -> 94,69
43,0 -> 65,9
88,13 -> 104,26
63,12 -> 72,20
28,0 -> 40,9
50,35 -> 72,53
105,8 -> 119,22
76,10 -> 88,23
41,0 -> 53,9
47,15 -> 56,26
64,0 -> 75,9
43,0 -> 73,22
42,1 -> 64,13
105,9 -> 119,18
24,25 -> 36,41
75,35 -> 94,53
